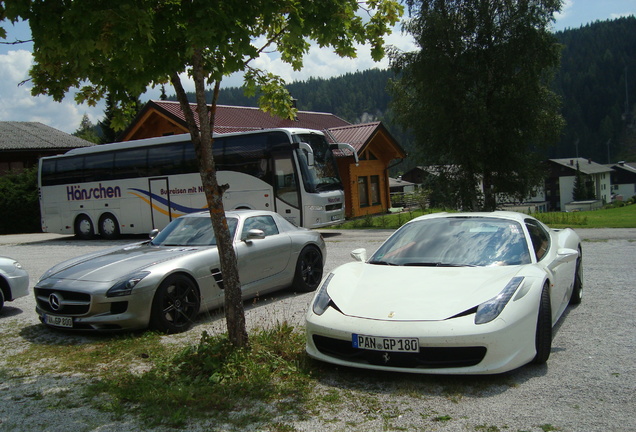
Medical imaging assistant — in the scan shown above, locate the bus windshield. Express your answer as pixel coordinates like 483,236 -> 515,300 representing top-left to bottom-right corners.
296,133 -> 342,193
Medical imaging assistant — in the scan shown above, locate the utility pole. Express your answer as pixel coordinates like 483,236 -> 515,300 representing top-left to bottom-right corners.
575,138 -> 579,158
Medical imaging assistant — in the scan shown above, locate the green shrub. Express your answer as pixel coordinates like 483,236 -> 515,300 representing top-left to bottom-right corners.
0,168 -> 41,234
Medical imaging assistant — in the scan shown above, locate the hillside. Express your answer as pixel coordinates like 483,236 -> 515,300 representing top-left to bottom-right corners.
173,16 -> 636,169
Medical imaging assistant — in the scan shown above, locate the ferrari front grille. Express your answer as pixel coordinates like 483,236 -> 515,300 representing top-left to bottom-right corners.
313,335 -> 487,369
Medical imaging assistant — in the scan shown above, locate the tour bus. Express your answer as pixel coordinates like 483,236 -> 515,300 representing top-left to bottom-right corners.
38,128 -> 356,239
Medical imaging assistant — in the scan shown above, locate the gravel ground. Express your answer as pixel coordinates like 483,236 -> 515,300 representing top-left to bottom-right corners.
0,228 -> 635,432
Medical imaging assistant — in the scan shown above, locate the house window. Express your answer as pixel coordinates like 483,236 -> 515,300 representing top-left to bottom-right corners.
358,176 -> 369,207
370,175 -> 380,205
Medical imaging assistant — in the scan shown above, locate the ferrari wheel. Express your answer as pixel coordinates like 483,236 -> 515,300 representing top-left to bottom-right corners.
150,274 -> 200,333
532,283 -> 552,364
569,249 -> 583,305
293,246 -> 323,292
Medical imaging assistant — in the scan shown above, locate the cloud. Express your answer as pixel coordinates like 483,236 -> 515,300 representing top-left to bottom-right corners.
553,0 -> 575,22
0,49 -> 104,134
244,26 -> 416,86
0,26 -> 413,132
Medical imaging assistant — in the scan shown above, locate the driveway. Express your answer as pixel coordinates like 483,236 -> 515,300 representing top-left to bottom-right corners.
0,228 -> 634,431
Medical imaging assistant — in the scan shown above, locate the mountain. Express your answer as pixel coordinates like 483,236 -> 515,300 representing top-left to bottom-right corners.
171,16 -> 636,168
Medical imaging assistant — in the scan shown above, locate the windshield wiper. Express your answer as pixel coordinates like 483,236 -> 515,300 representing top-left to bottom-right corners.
314,182 -> 342,192
403,262 -> 477,267
368,260 -> 399,266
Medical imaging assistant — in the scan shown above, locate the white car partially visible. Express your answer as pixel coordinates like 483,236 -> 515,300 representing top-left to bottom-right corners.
0,256 -> 29,312
306,211 -> 582,375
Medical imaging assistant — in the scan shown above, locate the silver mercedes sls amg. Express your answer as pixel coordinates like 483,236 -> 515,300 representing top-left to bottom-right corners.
35,210 -> 325,333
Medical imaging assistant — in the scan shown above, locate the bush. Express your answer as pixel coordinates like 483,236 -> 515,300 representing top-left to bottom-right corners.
0,168 -> 41,234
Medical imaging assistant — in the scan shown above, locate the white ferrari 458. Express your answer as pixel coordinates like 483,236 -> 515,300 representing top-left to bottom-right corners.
306,211 -> 582,375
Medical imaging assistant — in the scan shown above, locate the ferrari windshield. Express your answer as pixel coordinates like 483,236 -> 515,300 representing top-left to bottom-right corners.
151,216 -> 238,246
370,217 -> 531,267
295,133 -> 342,192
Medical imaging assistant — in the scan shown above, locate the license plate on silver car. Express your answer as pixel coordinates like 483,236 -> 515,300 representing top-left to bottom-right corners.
352,334 -> 419,352
45,314 -> 73,328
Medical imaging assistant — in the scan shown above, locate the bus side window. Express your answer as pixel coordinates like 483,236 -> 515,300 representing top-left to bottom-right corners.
183,143 -> 198,173
148,143 -> 185,176
114,148 -> 148,179
85,153 -> 114,182
55,156 -> 85,184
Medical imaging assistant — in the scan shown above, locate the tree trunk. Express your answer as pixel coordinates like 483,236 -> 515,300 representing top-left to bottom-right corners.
482,171 -> 497,211
170,52 -> 249,347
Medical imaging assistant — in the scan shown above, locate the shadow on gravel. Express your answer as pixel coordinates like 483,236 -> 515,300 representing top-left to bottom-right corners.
194,286 -> 312,329
0,305 -> 25,318
18,322 -> 145,346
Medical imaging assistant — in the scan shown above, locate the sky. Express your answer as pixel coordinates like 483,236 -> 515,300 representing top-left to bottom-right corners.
0,0 -> 634,135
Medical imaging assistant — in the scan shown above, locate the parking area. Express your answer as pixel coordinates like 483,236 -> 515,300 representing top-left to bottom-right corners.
0,228 -> 635,431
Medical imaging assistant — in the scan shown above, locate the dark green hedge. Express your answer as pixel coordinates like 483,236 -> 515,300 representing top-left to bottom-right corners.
0,168 -> 41,234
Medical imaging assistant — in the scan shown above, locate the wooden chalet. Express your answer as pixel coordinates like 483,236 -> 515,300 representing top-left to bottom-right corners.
120,100 -> 406,219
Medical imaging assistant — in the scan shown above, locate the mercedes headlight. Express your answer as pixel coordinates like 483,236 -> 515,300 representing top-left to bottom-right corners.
107,271 -> 151,297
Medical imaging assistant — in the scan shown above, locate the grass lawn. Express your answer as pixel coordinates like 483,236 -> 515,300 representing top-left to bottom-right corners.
536,203 -> 636,228
336,203 -> 636,230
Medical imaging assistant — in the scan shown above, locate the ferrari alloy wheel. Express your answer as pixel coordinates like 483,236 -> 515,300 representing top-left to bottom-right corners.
570,250 -> 583,305
150,274 -> 200,333
99,213 -> 120,240
293,246 -> 323,292
74,215 -> 94,240
532,283 -> 552,364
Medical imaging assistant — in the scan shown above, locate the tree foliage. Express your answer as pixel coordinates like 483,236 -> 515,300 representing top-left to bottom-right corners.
169,15 -> 636,172
388,0 -> 564,210
572,162 -> 596,201
72,114 -> 101,144
99,93 -> 144,144
1,0 -> 402,346
552,16 -> 636,163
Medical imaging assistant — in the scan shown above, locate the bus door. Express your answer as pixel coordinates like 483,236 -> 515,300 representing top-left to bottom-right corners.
273,153 -> 301,226
149,177 -> 172,230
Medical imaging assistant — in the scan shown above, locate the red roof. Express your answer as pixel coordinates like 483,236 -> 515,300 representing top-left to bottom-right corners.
126,100 -> 404,160
152,100 -> 350,133
326,122 -> 381,152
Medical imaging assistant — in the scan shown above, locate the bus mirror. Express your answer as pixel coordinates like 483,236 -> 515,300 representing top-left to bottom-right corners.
298,142 -> 315,166
330,142 -> 359,166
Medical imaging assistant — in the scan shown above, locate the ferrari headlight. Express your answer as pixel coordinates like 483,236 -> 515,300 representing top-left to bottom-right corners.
106,271 -> 151,298
475,277 -> 525,325
312,273 -> 334,315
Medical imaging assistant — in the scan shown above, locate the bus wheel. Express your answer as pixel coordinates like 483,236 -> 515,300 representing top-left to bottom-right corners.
99,213 -> 120,240
74,215 -> 94,240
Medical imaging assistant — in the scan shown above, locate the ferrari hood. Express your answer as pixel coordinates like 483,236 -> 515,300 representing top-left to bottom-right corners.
41,244 -> 204,283
327,262 -> 524,321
